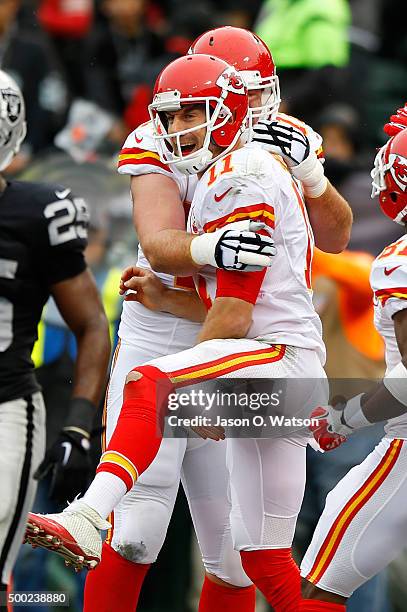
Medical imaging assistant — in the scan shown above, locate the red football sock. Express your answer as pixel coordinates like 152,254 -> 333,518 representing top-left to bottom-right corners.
83,542 -> 151,612
299,600 -> 346,611
240,548 -> 300,612
198,575 -> 256,611
97,365 -> 174,490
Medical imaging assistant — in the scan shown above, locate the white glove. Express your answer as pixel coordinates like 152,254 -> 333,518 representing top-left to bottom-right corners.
252,120 -> 327,197
191,220 -> 276,271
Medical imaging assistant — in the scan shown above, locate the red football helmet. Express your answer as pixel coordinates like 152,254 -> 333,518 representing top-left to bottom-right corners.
371,128 -> 407,224
189,26 -> 280,130
149,54 -> 248,175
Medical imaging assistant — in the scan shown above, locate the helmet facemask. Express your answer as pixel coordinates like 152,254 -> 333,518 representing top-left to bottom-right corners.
371,144 -> 390,198
150,92 -> 246,175
0,81 -> 26,171
240,70 -> 280,139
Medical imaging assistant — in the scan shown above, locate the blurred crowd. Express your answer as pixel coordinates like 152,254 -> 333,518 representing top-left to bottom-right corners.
7,0 -> 407,610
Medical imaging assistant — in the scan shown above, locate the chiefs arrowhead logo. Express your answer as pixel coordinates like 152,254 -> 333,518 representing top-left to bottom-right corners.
216,68 -> 246,96
389,153 -> 407,191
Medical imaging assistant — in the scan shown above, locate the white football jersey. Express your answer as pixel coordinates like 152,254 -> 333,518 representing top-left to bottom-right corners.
371,234 -> 407,438
187,144 -> 325,363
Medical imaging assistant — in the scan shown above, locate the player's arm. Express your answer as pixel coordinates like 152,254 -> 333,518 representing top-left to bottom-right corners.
131,173 -> 194,275
51,269 -> 111,405
120,266 -> 206,322
197,266 -> 266,342
35,270 -> 111,502
252,119 -> 352,253
131,173 -> 275,274
198,297 -> 253,342
304,182 -> 352,254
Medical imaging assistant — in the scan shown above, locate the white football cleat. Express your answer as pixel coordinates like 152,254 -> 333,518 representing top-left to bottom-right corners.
24,500 -> 111,572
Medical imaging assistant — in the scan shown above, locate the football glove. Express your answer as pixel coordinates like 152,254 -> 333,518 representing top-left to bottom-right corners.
191,220 -> 276,271
384,103 -> 407,137
34,398 -> 96,503
252,119 -> 311,167
309,405 -> 348,452
252,120 -> 327,197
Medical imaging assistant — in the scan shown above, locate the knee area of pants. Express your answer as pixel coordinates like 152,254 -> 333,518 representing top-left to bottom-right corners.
112,540 -> 155,564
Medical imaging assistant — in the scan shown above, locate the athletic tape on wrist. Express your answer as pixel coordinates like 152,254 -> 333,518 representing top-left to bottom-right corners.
292,152 -> 327,198
190,233 -> 217,267
383,361 -> 407,406
343,393 -> 371,429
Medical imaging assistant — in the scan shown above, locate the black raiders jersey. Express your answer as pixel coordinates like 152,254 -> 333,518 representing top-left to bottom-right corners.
0,180 -> 88,402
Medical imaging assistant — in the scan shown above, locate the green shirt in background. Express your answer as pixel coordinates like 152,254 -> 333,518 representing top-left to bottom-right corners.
255,0 -> 351,69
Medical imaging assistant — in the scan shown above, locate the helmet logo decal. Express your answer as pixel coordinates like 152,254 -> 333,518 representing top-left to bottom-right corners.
1,87 -> 22,125
390,153 -> 407,192
216,67 -> 245,95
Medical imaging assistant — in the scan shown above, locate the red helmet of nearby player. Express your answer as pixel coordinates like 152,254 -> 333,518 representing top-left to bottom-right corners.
149,54 -> 248,175
371,128 -> 407,224
189,26 -> 280,129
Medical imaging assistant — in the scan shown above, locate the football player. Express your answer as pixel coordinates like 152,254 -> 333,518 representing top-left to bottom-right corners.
86,29 -> 350,611
300,126 -> 407,611
24,53 -> 329,611
85,26 -> 338,612
0,70 -> 110,600
26,27 -> 351,612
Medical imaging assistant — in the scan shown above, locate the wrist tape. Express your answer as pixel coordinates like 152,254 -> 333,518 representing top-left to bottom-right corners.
292,151 -> 328,198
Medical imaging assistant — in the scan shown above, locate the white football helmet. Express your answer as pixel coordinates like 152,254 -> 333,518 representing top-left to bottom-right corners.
0,70 -> 26,171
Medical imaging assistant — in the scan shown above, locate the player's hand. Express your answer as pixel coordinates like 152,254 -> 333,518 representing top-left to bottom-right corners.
120,267 -> 167,311
384,103 -> 407,137
309,406 -> 348,451
190,424 -> 226,441
191,220 -> 276,272
252,119 -> 311,167
34,398 -> 95,503
35,430 -> 92,503
252,120 -> 327,197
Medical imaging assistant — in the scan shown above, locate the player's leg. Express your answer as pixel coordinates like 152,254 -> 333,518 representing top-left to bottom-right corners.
25,339 -> 287,567
228,348 -> 327,611
91,339 -> 287,516
300,437 -> 407,611
229,436 -> 306,611
181,438 -> 255,612
84,338 -> 186,611
84,450 -> 184,612
0,393 -> 45,590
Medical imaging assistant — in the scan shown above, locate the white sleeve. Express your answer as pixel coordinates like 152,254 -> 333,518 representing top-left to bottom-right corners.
371,260 -> 407,318
117,122 -> 175,180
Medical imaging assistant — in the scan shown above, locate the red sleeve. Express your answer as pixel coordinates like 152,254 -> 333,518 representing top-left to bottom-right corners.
216,268 -> 267,304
